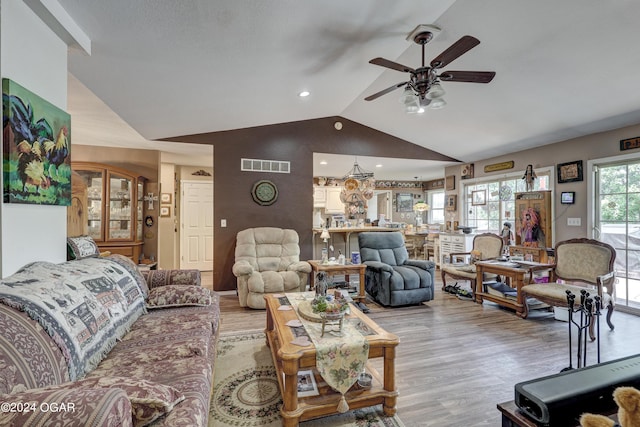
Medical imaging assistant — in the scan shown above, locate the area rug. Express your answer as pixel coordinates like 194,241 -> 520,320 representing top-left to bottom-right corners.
209,331 -> 405,427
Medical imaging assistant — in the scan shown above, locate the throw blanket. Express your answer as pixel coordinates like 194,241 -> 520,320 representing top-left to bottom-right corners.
0,257 -> 146,380
286,292 -> 369,413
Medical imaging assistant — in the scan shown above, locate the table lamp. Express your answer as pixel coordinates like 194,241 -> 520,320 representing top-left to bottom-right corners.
320,228 -> 330,264
413,201 -> 430,227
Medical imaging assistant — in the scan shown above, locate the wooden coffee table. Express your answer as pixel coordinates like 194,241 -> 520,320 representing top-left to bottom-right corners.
264,293 -> 399,426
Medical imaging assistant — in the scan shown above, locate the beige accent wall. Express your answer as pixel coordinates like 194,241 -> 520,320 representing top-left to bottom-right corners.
444,122 -> 640,244
158,163 -> 177,269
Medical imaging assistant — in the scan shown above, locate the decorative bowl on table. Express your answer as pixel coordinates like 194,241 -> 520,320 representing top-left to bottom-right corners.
312,294 -> 349,337
311,294 -> 349,316
319,310 -> 346,322
357,372 -> 373,390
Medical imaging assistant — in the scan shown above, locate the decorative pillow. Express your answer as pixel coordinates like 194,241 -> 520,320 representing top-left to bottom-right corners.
146,285 -> 211,309
39,376 -> 185,427
141,269 -> 201,289
107,254 -> 150,297
67,235 -> 100,260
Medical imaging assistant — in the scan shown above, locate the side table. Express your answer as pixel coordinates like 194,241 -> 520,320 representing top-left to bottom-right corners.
474,260 -> 553,317
307,260 -> 367,302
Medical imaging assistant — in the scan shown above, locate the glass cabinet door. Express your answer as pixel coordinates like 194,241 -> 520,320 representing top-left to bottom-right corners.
78,170 -> 104,241
108,173 -> 133,240
136,181 -> 144,241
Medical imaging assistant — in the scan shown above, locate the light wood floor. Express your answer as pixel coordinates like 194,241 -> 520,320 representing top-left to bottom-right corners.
201,272 -> 640,426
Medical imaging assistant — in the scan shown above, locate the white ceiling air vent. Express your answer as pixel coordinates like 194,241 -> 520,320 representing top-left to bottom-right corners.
241,158 -> 290,173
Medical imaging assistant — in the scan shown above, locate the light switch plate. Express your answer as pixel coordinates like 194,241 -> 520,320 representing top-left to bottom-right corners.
567,217 -> 581,226
221,219 -> 227,227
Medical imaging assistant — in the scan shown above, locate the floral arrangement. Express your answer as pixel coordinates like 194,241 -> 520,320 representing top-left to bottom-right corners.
311,293 -> 349,314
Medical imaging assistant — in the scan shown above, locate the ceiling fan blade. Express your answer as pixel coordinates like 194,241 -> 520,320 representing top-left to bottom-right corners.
369,57 -> 415,73
439,71 -> 496,83
364,82 -> 407,101
430,35 -> 480,69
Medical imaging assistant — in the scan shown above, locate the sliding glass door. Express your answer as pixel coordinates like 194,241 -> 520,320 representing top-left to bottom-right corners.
594,161 -> 640,313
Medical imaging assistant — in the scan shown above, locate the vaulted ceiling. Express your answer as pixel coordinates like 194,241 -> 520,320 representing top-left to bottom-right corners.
59,0 -> 640,179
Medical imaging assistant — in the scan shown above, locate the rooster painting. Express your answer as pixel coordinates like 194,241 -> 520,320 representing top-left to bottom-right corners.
2,78 -> 71,205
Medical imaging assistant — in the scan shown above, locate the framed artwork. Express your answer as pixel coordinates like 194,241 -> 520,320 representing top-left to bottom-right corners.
472,190 -> 487,206
396,193 -> 413,212
461,163 -> 474,180
2,78 -> 71,205
161,193 -> 172,204
557,160 -> 583,183
445,175 -> 456,190
160,206 -> 171,217
445,194 -> 457,211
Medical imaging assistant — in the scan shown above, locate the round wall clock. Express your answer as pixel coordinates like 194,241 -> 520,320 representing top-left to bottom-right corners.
251,180 -> 278,206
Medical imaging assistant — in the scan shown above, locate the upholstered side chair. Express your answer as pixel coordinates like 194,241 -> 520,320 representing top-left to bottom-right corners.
521,238 -> 616,340
232,227 -> 311,309
358,231 -> 435,307
440,233 -> 504,298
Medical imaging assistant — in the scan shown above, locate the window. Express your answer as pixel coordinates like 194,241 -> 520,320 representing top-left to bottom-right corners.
428,191 -> 445,224
463,169 -> 551,235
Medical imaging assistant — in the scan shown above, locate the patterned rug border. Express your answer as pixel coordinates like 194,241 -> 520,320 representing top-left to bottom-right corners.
218,328 -> 264,338
211,330 -> 406,427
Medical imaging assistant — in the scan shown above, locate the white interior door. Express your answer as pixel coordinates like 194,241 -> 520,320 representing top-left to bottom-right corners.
180,181 -> 214,270
375,191 -> 392,223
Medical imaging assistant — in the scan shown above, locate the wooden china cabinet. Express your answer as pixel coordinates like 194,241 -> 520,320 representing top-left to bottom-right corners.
70,162 -> 146,262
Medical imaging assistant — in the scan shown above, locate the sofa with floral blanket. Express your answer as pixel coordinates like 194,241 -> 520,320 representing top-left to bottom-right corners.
0,255 -> 219,427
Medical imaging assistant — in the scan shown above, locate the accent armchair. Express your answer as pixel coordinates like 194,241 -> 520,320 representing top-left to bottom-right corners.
358,231 -> 435,307
521,238 -> 616,340
232,227 -> 311,309
440,233 -> 504,297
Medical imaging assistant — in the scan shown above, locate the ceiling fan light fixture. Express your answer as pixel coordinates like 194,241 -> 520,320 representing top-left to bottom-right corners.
429,98 -> 447,110
399,86 -> 416,104
426,82 -> 445,99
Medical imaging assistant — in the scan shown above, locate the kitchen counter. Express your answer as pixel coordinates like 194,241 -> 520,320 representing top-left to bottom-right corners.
312,227 -> 399,258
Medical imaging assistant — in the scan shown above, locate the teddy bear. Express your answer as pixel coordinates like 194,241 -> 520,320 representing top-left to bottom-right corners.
580,386 -> 640,427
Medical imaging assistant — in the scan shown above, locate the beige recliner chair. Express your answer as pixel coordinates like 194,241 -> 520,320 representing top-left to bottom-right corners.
232,227 -> 311,309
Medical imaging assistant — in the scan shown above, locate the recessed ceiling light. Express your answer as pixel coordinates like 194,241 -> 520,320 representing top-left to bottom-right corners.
320,160 -> 327,165
298,91 -> 310,97
376,164 -> 383,168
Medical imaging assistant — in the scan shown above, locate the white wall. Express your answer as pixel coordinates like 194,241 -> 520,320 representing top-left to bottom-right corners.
1,0 -> 69,276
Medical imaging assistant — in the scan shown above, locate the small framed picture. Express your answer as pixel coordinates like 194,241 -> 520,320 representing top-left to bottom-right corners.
160,206 -> 171,217
396,193 -> 413,212
472,190 -> 486,206
557,160 -> 583,183
161,193 -> 172,204
445,175 -> 456,191
461,163 -> 474,180
445,194 -> 457,211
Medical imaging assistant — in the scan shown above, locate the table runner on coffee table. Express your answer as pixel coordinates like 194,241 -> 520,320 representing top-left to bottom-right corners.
286,292 -> 369,413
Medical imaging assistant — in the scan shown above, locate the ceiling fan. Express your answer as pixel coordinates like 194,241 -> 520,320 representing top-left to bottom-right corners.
365,26 -> 496,110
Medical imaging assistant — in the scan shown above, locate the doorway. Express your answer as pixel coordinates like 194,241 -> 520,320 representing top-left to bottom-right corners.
593,160 -> 640,313
180,181 -> 214,270
373,190 -> 392,224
